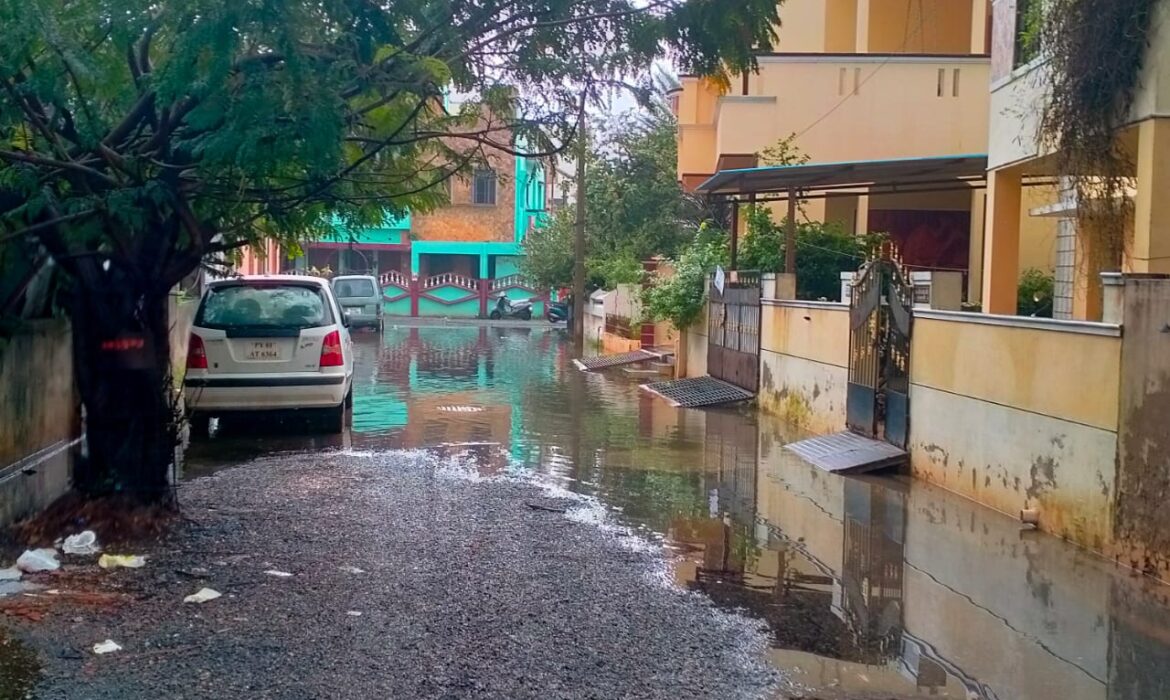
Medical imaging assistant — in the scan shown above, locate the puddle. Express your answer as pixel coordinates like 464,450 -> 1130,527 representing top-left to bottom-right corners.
188,323 -> 1170,699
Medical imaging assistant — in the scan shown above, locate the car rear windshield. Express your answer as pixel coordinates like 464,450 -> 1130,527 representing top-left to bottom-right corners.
197,283 -> 334,330
333,278 -> 377,298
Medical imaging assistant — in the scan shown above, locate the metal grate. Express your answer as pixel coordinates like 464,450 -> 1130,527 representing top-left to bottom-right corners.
574,350 -> 656,371
785,431 -> 907,474
640,376 -> 754,408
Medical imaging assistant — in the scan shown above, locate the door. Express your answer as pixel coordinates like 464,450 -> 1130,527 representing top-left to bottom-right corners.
846,254 -> 914,449
707,273 -> 761,393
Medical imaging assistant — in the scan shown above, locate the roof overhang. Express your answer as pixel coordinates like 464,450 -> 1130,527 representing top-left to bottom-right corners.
696,154 -> 989,199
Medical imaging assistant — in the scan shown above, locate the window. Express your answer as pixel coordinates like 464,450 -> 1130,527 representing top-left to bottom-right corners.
332,278 -> 377,298
473,168 -> 497,205
1014,0 -> 1041,69
197,283 -> 332,330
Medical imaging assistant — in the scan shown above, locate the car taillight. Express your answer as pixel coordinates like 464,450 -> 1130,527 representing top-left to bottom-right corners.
320,331 -> 344,367
186,334 -> 208,370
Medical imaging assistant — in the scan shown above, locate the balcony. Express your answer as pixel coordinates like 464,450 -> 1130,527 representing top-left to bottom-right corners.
322,211 -> 412,246
712,55 -> 990,166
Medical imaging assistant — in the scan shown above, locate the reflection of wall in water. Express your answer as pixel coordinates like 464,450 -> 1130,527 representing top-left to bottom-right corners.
839,478 -> 909,667
704,409 -> 759,527
1107,578 -> 1170,700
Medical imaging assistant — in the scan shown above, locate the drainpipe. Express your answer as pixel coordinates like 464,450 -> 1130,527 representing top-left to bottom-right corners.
785,188 -> 797,275
729,201 -> 740,270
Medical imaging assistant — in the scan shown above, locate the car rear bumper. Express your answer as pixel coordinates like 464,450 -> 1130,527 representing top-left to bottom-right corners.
344,313 -> 380,326
185,374 -> 349,412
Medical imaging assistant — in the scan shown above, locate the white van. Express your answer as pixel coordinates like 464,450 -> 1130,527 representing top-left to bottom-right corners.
184,276 -> 354,436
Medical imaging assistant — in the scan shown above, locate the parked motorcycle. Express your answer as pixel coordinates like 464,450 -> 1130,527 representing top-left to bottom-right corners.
489,293 -> 533,321
547,300 -> 569,323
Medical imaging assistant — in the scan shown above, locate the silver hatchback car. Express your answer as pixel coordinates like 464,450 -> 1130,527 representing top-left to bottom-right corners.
331,275 -> 384,331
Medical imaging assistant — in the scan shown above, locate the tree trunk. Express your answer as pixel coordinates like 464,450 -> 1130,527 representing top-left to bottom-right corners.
69,280 -> 178,502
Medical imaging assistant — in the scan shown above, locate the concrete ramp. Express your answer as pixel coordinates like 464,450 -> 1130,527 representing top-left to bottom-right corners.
784,431 -> 907,474
640,376 -> 754,408
574,349 -> 671,372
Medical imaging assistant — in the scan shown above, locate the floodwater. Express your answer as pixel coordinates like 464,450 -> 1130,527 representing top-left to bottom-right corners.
189,325 -> 1170,700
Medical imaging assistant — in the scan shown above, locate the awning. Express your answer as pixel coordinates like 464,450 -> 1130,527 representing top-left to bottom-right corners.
696,153 -> 988,198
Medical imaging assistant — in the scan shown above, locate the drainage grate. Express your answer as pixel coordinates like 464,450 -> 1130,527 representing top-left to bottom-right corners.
785,431 -> 907,474
640,376 -> 754,408
574,350 -> 657,371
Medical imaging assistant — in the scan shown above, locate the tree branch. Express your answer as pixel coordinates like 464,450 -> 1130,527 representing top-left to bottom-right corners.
0,149 -> 119,187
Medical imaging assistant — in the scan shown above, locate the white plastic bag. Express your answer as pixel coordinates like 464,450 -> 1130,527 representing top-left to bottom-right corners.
98,554 -> 146,569
92,640 -> 122,655
16,548 -> 60,573
183,587 -> 222,604
0,567 -> 21,581
62,531 -> 100,556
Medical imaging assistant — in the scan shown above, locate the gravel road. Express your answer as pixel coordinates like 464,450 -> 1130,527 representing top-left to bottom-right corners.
13,449 -> 779,700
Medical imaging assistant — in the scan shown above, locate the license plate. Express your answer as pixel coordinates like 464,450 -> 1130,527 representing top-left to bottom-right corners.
345,307 -> 361,315
247,341 -> 283,360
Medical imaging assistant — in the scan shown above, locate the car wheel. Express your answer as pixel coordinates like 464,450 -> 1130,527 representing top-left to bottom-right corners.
489,310 -> 502,320
188,413 -> 211,441
521,309 -> 532,321
345,386 -> 354,408
322,403 -> 346,434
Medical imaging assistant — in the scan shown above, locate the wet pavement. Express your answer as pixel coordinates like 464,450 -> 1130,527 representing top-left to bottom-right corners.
7,324 -> 1170,698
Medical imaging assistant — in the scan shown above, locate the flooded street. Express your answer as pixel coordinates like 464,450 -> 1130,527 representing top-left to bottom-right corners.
182,324 -> 1170,699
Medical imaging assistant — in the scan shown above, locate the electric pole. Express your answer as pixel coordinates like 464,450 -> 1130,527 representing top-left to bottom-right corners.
571,99 -> 587,355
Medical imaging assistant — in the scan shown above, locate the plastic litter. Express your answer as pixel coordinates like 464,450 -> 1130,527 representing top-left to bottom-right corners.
0,567 -> 21,581
92,640 -> 122,655
338,565 -> 365,575
183,587 -> 222,604
346,611 -> 362,617
16,548 -> 60,573
263,570 -> 293,578
62,531 -> 100,556
98,554 -> 146,570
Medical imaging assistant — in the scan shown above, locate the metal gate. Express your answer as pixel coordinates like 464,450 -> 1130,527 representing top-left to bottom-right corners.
708,272 -> 761,393
846,250 -> 913,449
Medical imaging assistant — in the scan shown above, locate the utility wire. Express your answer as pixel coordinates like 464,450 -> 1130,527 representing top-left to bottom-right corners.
791,0 -> 940,141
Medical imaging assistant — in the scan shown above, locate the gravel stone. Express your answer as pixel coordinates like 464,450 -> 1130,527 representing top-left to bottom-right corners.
18,449 -> 780,699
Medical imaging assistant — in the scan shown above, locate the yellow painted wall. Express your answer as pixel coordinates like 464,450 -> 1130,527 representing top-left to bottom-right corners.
824,0 -> 859,52
773,0 -> 828,53
678,125 -> 717,178
761,302 -> 850,368
758,302 -> 850,433
866,0 -> 973,55
676,77 -> 720,126
1019,184 -> 1059,274
911,316 -> 1119,429
909,314 -> 1120,549
682,307 -> 708,378
745,57 -> 989,165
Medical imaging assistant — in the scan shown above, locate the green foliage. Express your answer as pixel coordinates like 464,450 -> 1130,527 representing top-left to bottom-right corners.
519,214 -> 575,290
518,214 -> 643,290
586,109 -> 710,261
738,206 -> 784,273
737,205 -> 881,301
1034,0 -> 1159,269
641,224 -> 728,330
0,0 -> 783,293
1018,268 -> 1055,318
590,253 -> 644,287
758,133 -> 810,168
523,105 -> 717,289
0,0 -> 784,496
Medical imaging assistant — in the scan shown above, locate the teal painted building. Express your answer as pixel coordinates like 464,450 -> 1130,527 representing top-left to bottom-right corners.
299,144 -> 552,318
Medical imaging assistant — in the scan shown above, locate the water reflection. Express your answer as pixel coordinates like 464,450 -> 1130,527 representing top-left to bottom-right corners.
189,325 -> 1170,700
